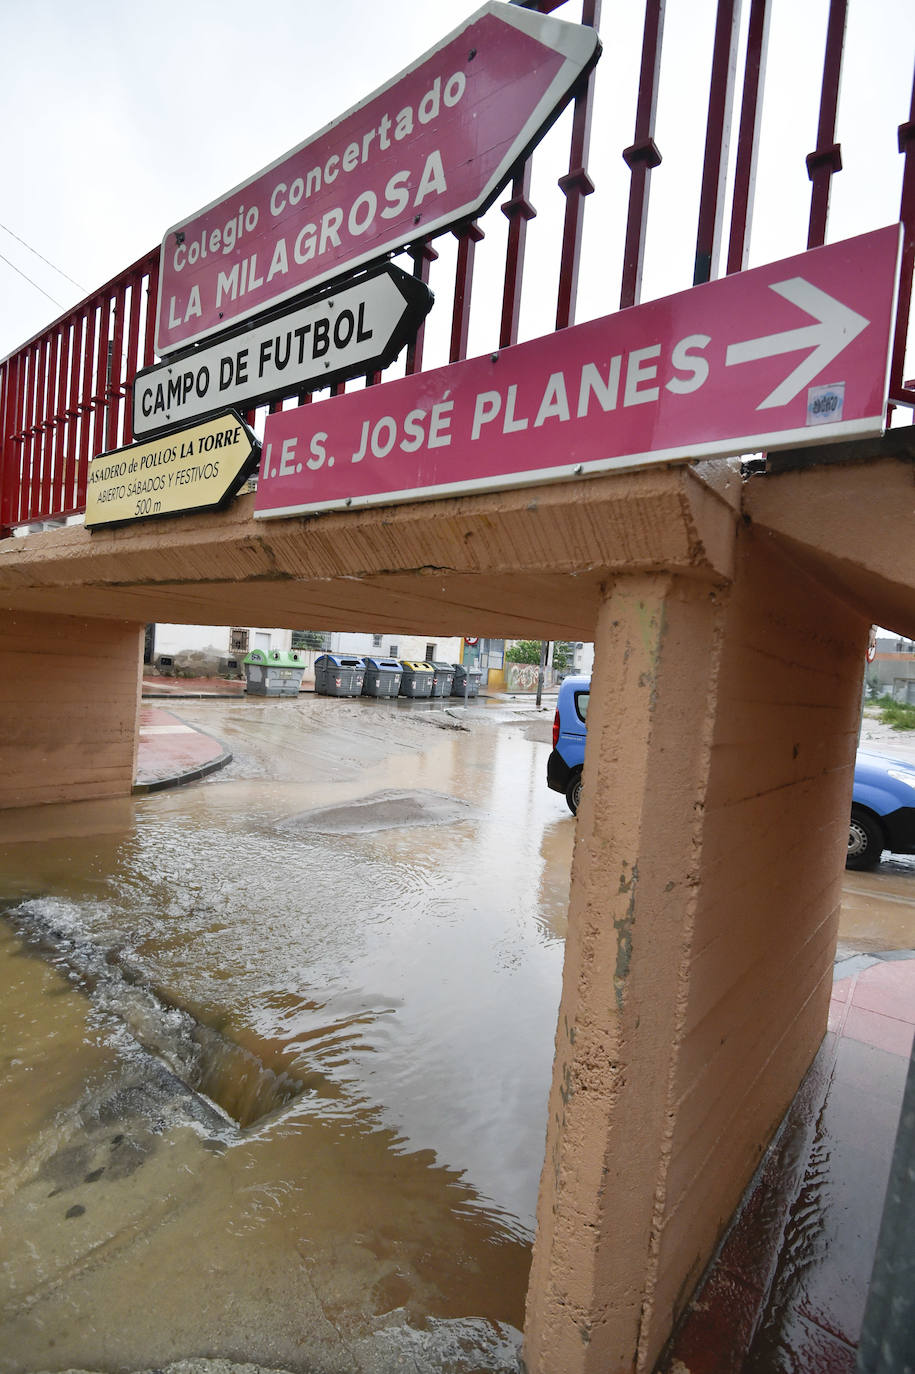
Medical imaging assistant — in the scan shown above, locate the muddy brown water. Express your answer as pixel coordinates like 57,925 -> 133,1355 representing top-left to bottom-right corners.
0,698 -> 573,1374
1,697 -> 911,1373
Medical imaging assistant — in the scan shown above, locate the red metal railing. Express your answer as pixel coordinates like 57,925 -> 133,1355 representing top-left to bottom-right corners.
1,249 -> 159,533
2,0 -> 913,537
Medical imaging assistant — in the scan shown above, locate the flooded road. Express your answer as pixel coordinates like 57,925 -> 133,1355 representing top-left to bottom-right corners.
1,694 -> 911,1373
0,697 -> 572,1374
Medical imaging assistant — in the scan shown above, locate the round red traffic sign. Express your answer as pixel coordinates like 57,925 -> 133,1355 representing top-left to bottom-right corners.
464,637 -> 479,646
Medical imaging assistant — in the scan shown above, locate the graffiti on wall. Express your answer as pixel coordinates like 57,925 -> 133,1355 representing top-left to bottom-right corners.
506,661 -> 556,692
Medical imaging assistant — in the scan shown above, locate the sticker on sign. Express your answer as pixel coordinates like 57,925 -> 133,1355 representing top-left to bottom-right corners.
155,2 -> 599,355
252,225 -> 901,521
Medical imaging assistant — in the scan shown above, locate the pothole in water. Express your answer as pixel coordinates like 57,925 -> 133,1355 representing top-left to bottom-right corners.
3,902 -> 310,1130
282,788 -> 480,834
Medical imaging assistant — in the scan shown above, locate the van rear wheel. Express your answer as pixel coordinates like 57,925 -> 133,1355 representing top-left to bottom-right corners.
847,806 -> 884,870
565,771 -> 583,815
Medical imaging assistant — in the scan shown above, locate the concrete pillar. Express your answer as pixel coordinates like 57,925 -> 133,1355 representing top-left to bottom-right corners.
0,611 -> 143,809
523,531 -> 868,1373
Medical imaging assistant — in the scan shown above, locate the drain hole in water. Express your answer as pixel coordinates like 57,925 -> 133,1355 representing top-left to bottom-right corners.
187,1022 -> 305,1128
3,904 -> 308,1130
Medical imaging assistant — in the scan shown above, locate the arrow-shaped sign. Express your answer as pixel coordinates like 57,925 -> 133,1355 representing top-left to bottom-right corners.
85,411 -> 259,529
725,277 -> 870,409
252,225 -> 901,521
134,264 -> 433,439
156,2 -> 600,354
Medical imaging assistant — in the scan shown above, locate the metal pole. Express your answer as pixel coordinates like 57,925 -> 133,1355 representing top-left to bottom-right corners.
536,641 -> 548,708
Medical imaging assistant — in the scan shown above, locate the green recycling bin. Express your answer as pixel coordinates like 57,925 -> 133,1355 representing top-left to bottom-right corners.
244,648 -> 305,697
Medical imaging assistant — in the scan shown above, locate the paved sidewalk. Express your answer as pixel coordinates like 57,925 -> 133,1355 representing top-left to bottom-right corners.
142,673 -> 248,698
134,706 -> 232,793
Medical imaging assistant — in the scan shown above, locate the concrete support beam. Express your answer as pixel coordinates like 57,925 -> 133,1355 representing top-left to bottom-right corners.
0,611 -> 143,809
746,453 -> 915,639
523,531 -> 868,1373
0,467 -> 738,636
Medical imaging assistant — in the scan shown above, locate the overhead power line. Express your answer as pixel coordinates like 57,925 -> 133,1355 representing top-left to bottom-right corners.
0,251 -> 63,308
0,222 -> 86,292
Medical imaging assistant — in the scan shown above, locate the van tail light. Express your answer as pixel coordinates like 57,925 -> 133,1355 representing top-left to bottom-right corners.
552,708 -> 560,748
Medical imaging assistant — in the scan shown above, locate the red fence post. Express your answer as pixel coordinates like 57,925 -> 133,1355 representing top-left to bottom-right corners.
889,76 -> 915,408
694,0 -> 742,285
450,220 -> 485,363
726,0 -> 771,275
620,0 -> 665,310
500,161 -> 537,349
806,0 -> 847,249
405,238 -> 439,376
555,0 -> 601,330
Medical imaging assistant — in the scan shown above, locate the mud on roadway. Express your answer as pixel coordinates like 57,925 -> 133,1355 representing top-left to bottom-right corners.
0,693 -> 565,1374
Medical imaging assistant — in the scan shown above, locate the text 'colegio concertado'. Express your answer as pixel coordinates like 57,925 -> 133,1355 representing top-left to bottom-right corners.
162,69 -> 466,336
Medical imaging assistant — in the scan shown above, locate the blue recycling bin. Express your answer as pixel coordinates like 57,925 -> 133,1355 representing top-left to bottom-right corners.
313,653 -> 366,697
361,656 -> 403,698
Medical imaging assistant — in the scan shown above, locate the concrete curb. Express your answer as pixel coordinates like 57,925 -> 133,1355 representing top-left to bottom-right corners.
132,746 -> 233,795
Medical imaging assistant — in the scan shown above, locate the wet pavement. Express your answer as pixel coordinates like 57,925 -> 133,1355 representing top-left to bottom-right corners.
661,950 -> 915,1373
2,690 -> 566,1374
133,692 -> 915,1374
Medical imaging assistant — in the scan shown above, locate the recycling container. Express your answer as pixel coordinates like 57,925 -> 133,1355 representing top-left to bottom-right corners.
429,661 -> 456,697
361,656 -> 403,698
244,648 -> 305,697
313,653 -> 366,697
450,664 -> 482,698
243,648 -> 270,694
398,661 -> 434,698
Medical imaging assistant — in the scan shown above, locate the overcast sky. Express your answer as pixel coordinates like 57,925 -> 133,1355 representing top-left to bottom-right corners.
2,0 -> 913,374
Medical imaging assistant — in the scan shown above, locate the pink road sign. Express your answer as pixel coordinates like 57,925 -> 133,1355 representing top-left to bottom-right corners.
253,225 -> 902,520
155,3 -> 599,355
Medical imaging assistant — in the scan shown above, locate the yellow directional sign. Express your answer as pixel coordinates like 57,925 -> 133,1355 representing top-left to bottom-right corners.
85,411 -> 259,529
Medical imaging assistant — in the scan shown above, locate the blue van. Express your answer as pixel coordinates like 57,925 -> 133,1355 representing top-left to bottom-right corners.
849,749 -> 915,869
546,675 -> 590,814
548,677 -> 915,870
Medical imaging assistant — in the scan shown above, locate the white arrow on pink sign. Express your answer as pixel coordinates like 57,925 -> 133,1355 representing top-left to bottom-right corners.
155,2 -> 600,356
252,225 -> 902,521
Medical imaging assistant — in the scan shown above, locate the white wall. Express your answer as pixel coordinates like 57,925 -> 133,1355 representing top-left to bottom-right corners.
153,624 -> 293,655
154,624 -> 230,655
151,624 -> 461,664
333,632 -> 464,663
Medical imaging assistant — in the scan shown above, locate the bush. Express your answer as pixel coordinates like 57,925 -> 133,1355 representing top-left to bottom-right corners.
875,694 -> 915,731
505,640 -> 573,671
506,640 -> 544,666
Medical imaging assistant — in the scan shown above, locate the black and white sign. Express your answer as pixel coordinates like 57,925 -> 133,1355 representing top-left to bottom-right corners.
134,264 -> 433,439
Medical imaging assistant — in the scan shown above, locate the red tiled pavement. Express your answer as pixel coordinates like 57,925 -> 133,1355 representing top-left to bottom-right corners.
134,706 -> 232,792
141,673 -> 247,697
